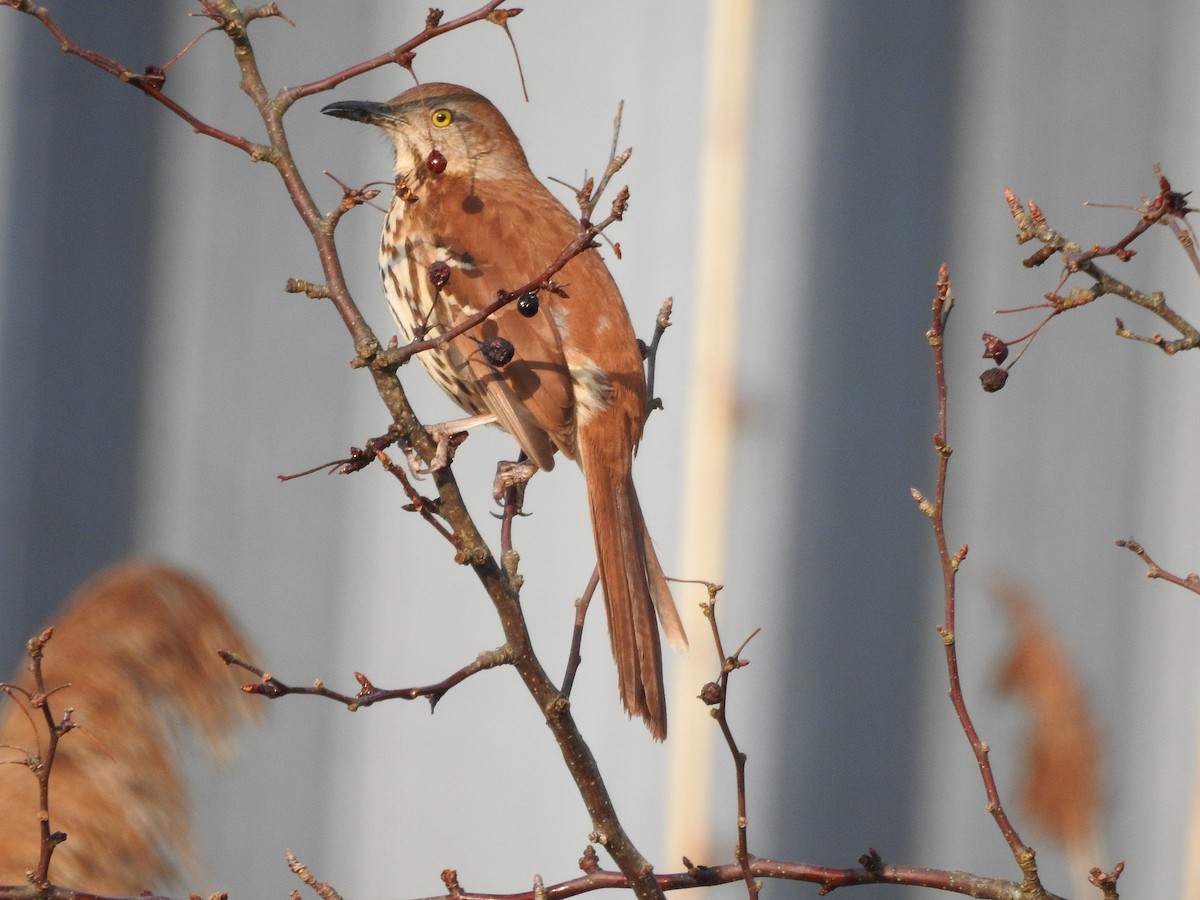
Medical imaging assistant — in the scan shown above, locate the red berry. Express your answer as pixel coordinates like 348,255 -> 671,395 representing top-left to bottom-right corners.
426,149 -> 447,173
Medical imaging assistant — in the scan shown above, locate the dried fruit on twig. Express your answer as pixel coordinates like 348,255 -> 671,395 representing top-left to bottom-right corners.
980,367 -> 1009,392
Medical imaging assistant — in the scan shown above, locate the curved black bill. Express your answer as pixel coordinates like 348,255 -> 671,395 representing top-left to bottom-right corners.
321,100 -> 388,125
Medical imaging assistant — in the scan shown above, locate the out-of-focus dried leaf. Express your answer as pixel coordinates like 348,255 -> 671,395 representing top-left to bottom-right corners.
0,561 -> 259,893
996,584 -> 1102,860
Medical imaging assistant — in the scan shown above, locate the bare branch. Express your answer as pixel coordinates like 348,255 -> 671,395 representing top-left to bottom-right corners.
915,265 -> 1044,891
1115,538 -> 1200,596
992,172 -> 1200,376
405,854 -> 1067,900
697,582 -> 760,900
220,647 -> 511,712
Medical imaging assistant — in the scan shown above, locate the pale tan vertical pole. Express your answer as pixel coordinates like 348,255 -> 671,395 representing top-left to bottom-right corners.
665,0 -> 758,872
1185,737 -> 1200,899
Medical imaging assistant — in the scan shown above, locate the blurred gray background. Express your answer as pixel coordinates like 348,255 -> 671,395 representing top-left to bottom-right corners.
3,2 -> 1200,897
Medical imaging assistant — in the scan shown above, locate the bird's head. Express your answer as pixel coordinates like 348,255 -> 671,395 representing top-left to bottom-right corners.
322,82 -> 530,182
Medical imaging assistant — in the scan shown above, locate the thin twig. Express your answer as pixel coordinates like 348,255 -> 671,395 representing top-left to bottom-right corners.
548,101 -> 631,227
560,567 -> 600,699
0,629 -> 70,891
1088,861 -> 1125,900
2,0 -> 260,154
914,265 -> 1043,891
403,854 -> 1067,900
378,449 -> 462,554
287,848 -> 345,900
698,583 -> 760,900
583,101 -> 631,224
220,647 -> 510,712
275,2 -> 508,109
1115,538 -> 1200,596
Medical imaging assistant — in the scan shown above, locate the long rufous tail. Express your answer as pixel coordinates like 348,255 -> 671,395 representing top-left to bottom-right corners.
581,431 -> 686,740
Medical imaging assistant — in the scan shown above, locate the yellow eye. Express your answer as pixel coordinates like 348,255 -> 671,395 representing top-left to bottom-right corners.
431,108 -> 453,128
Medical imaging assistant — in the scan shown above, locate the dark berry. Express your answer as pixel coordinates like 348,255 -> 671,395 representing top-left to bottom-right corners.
428,260 -> 451,290
698,682 -> 724,706
480,336 -> 515,368
980,367 -> 1009,393
517,292 -> 539,317
426,149 -> 447,173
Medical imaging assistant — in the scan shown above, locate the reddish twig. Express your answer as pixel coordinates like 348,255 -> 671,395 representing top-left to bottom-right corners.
406,852 -> 1066,900
0,630 -> 71,892
1088,861 -> 1124,900
552,100 -> 631,225
379,449 -> 463,554
321,173 -> 385,233
913,265 -> 1043,891
560,566 -> 600,699
277,428 -> 464,553
1115,538 -> 1200,596
287,848 -> 344,900
497,462 -> 528,561
695,582 -> 760,900
1073,166 -> 1195,266
220,647 -> 510,713
278,427 -> 404,480
274,3 -> 511,108
488,7 -> 528,102
2,0 -> 261,154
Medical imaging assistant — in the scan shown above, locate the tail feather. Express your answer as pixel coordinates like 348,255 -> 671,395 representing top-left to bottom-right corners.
581,428 -> 683,740
635,489 -> 688,654
0,560 -> 259,894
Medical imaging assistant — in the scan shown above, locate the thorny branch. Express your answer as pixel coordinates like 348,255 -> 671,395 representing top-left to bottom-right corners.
220,647 -> 511,713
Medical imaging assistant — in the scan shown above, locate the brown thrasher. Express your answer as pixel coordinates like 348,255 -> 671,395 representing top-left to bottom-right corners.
323,83 -> 686,738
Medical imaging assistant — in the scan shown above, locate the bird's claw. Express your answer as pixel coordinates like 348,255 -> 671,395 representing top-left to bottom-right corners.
492,459 -> 538,507
405,425 -> 466,476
